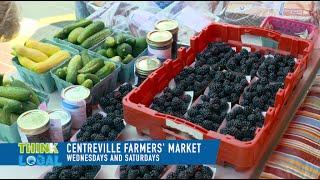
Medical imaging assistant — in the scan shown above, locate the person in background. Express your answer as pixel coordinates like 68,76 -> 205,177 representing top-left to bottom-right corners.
0,1 -> 20,42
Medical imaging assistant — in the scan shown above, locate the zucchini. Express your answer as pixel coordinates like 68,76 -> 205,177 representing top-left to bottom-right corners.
78,58 -> 104,74
17,55 -> 38,72
13,45 -> 48,63
0,86 -> 31,102
77,21 -> 105,44
25,40 -> 61,56
81,29 -> 112,49
62,19 -> 93,35
10,79 -> 41,105
68,27 -> 84,44
66,55 -> 83,84
80,50 -> 91,65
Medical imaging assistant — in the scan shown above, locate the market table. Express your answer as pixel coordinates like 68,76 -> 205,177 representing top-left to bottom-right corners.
0,48 -> 319,179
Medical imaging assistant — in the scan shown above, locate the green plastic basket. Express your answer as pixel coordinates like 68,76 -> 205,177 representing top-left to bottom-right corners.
50,50 -> 121,104
12,39 -> 79,93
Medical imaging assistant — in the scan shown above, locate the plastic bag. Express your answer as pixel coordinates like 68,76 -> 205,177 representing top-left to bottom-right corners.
217,1 -> 319,26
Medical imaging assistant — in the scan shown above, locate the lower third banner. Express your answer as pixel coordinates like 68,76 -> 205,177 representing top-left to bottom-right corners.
0,140 -> 220,166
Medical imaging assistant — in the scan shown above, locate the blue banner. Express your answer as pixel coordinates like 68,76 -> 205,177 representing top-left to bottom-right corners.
0,140 -> 220,166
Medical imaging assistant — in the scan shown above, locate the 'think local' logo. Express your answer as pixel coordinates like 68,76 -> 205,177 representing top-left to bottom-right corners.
18,143 -> 61,166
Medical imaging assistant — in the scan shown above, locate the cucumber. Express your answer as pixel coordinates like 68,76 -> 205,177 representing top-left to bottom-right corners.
97,49 -> 107,57
81,79 -> 93,89
9,79 -> 40,105
115,34 -> 126,45
122,54 -> 134,64
55,68 -> 67,80
77,21 -> 105,44
106,48 -> 116,58
54,30 -> 68,40
109,56 -> 122,63
95,62 -> 116,79
133,37 -> 147,57
77,74 -> 86,85
117,43 -> 132,59
104,36 -> 116,48
78,58 -> 104,74
0,74 -> 3,86
22,101 -> 38,112
68,27 -> 84,43
62,19 -> 93,35
0,97 -> 23,114
66,55 -> 83,84
81,29 -> 112,49
77,74 -> 100,85
0,86 -> 31,102
80,50 -> 91,65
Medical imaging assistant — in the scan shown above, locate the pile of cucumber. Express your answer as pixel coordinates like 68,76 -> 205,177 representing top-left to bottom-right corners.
96,33 -> 147,64
54,50 -> 116,89
54,19 -> 112,49
0,77 -> 41,126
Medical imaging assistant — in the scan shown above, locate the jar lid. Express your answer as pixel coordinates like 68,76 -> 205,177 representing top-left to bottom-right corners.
155,19 -> 179,34
17,110 -> 50,136
135,56 -> 161,76
61,85 -> 90,102
48,109 -> 71,127
147,30 -> 173,47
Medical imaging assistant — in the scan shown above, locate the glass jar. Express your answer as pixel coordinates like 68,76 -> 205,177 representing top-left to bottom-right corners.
17,110 -> 51,142
48,109 -> 72,141
147,30 -> 173,62
155,19 -> 179,57
135,56 -> 162,86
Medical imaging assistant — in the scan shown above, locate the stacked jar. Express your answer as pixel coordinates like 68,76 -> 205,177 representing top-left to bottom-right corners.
135,56 -> 162,86
155,19 -> 179,58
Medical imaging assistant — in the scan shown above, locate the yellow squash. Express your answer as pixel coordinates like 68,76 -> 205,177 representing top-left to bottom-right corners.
34,50 -> 70,73
25,39 -> 61,56
13,45 -> 48,62
17,55 -> 38,72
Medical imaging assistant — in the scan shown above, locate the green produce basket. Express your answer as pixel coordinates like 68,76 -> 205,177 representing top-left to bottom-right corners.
91,30 -> 148,83
12,39 -> 79,93
0,85 -> 50,143
50,50 -> 121,104
52,28 -> 113,52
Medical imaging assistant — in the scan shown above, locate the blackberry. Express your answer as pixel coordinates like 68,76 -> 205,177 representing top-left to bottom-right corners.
44,172 -> 57,179
127,169 -> 139,179
142,174 -> 152,179
59,169 -> 72,179
149,170 -> 160,178
92,113 -> 103,120
113,117 -> 125,132
92,123 -> 101,132
176,165 -> 186,173
177,171 -> 188,179
166,172 -> 177,179
194,171 -> 204,179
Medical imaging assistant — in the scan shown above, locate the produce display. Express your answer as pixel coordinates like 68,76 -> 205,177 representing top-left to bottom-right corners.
0,78 -> 42,126
150,86 -> 192,118
76,112 -> 125,142
241,78 -> 284,111
44,165 -> 101,179
54,19 -> 112,49
96,34 -> 147,65
257,54 -> 296,83
166,165 -> 213,179
174,65 -> 212,97
119,165 -> 166,179
13,40 -> 70,73
99,83 -> 133,119
220,106 -> 264,141
208,71 -> 248,104
226,49 -> 264,77
53,50 -> 116,89
186,95 -> 228,131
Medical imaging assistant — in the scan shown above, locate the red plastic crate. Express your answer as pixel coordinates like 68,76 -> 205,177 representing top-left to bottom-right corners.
123,23 -> 313,170
261,16 -> 318,43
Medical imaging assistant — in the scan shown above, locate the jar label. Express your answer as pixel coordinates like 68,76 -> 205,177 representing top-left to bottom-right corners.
62,99 -> 87,129
49,119 -> 64,142
148,45 -> 172,60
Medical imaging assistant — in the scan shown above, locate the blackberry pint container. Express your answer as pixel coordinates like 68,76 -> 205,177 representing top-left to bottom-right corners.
61,85 -> 92,129
17,110 -> 51,142
155,19 -> 179,55
147,30 -> 173,61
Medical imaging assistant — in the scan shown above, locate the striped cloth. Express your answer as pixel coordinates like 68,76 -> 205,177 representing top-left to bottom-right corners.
260,76 -> 320,179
